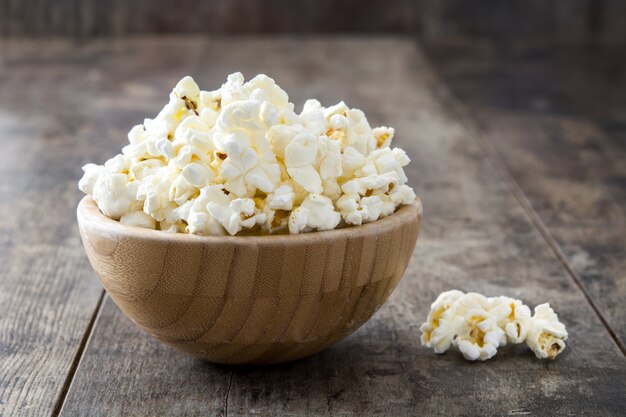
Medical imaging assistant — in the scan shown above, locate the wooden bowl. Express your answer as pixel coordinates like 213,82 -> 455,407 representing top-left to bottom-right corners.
77,196 -> 422,365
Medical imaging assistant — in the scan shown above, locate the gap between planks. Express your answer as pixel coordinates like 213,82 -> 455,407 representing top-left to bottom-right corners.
51,289 -> 107,417
414,40 -> 626,357
222,371 -> 235,417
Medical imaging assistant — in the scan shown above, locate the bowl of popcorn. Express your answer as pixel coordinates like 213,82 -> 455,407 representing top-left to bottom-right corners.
77,73 -> 422,365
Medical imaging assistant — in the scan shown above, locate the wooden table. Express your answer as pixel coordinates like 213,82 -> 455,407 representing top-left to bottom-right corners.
1,36 -> 625,417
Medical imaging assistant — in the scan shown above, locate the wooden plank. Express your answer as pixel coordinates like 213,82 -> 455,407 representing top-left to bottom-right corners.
424,38 -> 626,351
0,42 -> 108,416
57,38 -> 626,416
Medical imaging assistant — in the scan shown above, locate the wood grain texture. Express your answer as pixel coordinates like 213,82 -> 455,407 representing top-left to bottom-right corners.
2,0 -> 625,40
0,43 -> 111,417
77,196 -> 422,364
50,38 -> 626,416
424,38 -> 626,350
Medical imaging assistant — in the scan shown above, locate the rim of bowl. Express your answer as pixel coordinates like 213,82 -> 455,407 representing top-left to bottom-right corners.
77,195 -> 422,244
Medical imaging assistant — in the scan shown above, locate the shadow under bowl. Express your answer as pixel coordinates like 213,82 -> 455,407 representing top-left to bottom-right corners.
77,196 -> 422,365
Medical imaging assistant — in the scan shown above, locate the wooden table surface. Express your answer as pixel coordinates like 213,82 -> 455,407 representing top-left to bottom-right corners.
1,36 -> 625,417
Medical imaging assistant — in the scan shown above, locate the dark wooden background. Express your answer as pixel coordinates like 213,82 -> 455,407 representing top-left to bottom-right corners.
1,0 -> 625,39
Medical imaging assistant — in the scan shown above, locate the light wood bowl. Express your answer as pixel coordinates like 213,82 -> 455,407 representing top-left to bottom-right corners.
77,196 -> 422,365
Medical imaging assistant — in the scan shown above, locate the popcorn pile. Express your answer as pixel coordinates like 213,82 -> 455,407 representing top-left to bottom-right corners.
79,73 -> 416,235
420,290 -> 568,361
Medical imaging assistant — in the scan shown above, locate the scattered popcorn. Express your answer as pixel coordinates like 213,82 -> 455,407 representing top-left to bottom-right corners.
78,73 -> 416,235
419,289 -> 464,354
419,290 -> 568,361
456,310 -> 504,361
525,303 -> 568,359
490,296 -> 532,344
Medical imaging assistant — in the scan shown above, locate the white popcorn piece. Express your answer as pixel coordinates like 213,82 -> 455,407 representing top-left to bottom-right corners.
321,179 -> 342,201
181,162 -> 214,188
341,172 -> 400,197
173,145 -> 211,170
336,193 -> 386,226
451,292 -> 492,316
78,73 -> 416,235
525,303 -> 568,360
119,210 -> 157,229
419,290 -> 464,354
267,124 -> 303,160
136,166 -> 179,221
490,296 -> 532,344
158,220 -> 187,233
317,136 -> 342,180
244,74 -> 292,110
179,186 -> 229,235
288,194 -> 340,234
262,206 -> 289,233
199,89 -> 222,112
103,154 -> 132,173
300,99 -> 329,137
153,95 -> 195,135
284,132 -> 322,194
420,290 -> 567,361
389,184 -> 416,205
172,115 -> 214,152
78,163 -> 104,195
266,183 -> 295,210
372,126 -> 394,148
455,310 -> 504,361
199,107 -> 219,127
173,76 -> 200,106
208,195 -> 267,236
348,109 -> 377,153
340,146 -> 367,180
218,132 -> 281,197
90,174 -> 139,220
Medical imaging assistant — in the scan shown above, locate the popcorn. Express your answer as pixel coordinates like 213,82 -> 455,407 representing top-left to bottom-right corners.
78,163 -> 104,195
217,132 -> 281,197
336,193 -> 386,226
172,116 -> 214,152
119,210 -> 157,229
266,184 -> 295,211
420,290 -> 567,361
174,186 -> 228,235
525,303 -> 568,359
288,194 -> 341,234
208,195 -> 267,236
284,132 -> 322,193
90,174 -> 139,220
372,126 -> 394,148
80,156 -> 140,220
173,76 -> 201,106
419,290 -> 464,354
136,166 -> 178,221
490,296 -> 532,344
455,310 -> 504,361
78,73 -> 416,235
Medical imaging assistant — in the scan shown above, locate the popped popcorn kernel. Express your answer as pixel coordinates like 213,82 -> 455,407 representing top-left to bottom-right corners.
79,73 -> 416,235
525,303 -> 568,360
456,311 -> 503,361
419,290 -> 567,361
419,290 -> 464,354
